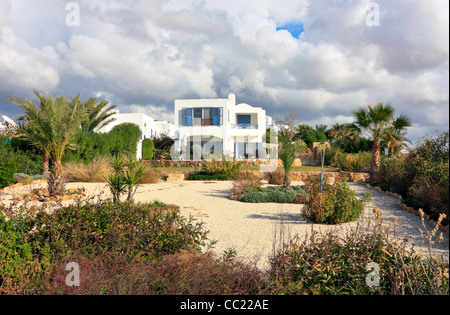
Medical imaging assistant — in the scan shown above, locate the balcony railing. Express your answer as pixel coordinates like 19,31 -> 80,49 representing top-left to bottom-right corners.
232,124 -> 259,129
193,118 -> 214,126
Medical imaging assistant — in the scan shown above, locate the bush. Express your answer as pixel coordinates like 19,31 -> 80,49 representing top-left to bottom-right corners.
302,176 -> 371,224
43,249 -> 266,295
139,167 -> 162,184
62,124 -> 142,164
201,158 -> 241,178
0,200 -> 208,294
0,162 -> 17,189
64,157 -> 111,183
326,148 -> 371,172
142,139 -> 155,160
267,169 -> 285,185
1,137 -> 43,188
239,185 -> 307,204
374,132 -> 449,226
268,226 -> 448,295
230,171 -> 262,200
187,173 -> 232,181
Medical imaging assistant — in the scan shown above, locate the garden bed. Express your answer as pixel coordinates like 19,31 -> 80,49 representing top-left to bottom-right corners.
236,185 -> 307,204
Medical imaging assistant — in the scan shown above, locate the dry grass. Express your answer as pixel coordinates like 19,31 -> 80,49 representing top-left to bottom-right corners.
230,171 -> 262,200
64,157 -> 111,183
267,169 -> 285,185
139,167 -> 162,184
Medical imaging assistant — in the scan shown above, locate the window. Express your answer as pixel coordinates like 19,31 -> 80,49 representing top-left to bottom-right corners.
183,107 -> 222,126
237,115 -> 251,125
194,108 -> 202,118
203,108 -> 212,119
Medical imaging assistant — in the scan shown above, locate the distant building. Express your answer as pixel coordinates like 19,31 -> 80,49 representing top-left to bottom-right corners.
97,111 -> 174,160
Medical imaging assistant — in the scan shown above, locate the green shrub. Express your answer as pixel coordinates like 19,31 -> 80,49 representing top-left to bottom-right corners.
201,158 -> 241,177
62,124 -> 142,164
374,132 -> 449,226
0,162 -> 17,188
302,176 -> 371,224
230,171 -> 263,200
1,138 -> 43,181
187,173 -> 232,181
239,185 -> 307,203
326,148 -> 371,172
268,227 -> 448,295
142,138 -> 155,160
0,200 -> 208,294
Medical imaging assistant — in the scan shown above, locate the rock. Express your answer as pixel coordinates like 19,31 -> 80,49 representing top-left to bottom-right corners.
166,173 -> 185,182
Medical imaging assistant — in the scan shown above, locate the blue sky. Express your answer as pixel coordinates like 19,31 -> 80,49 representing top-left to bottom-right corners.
0,0 -> 448,145
277,23 -> 304,38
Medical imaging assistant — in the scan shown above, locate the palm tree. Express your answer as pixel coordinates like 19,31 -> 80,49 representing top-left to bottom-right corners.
277,111 -> 299,188
382,114 -> 413,157
77,98 -> 117,132
8,90 -> 86,196
352,103 -> 411,178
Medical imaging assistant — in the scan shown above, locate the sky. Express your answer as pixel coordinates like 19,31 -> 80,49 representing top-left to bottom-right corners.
0,0 -> 448,145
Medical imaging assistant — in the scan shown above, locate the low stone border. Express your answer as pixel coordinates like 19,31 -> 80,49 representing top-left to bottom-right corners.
364,183 -> 449,235
1,180 -> 48,192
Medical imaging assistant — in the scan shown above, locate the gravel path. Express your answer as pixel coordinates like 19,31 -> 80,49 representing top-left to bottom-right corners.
2,180 -> 448,270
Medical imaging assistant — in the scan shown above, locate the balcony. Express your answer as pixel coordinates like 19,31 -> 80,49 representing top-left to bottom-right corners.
232,124 -> 259,129
193,118 -> 213,126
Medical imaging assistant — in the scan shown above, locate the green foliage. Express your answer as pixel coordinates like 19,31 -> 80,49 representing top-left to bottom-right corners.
295,124 -> 328,148
0,162 -> 17,189
1,138 -> 45,188
107,154 -> 148,203
375,131 -> 449,225
238,185 -> 307,203
302,177 -> 372,224
142,138 -> 155,160
0,138 -> 43,177
0,200 -> 208,294
325,148 -> 372,172
268,229 -> 448,295
187,173 -> 233,181
62,124 -> 142,164
106,124 -> 142,157
62,131 -> 109,163
200,158 -> 241,177
279,128 -> 298,187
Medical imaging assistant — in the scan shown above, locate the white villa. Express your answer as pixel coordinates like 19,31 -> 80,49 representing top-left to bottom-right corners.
174,93 -> 276,160
95,94 -> 277,161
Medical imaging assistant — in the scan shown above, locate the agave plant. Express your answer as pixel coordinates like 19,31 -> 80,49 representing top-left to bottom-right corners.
8,90 -> 87,196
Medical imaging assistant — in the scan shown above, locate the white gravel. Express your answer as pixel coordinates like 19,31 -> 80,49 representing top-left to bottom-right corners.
2,180 -> 448,270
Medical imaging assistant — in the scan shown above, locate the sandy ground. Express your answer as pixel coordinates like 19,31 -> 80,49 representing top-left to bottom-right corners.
1,180 -> 448,270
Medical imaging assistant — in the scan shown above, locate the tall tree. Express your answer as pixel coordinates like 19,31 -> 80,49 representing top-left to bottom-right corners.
352,103 -> 411,178
9,90 -> 87,196
78,98 -> 117,132
382,114 -> 413,157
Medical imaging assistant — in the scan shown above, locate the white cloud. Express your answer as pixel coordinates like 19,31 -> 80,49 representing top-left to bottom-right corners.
0,27 -> 60,94
0,0 -> 447,144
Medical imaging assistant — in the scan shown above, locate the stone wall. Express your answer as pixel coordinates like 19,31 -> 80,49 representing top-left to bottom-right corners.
144,159 -> 303,168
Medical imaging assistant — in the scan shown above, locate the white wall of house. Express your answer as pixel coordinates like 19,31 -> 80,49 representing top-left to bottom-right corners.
174,93 -> 275,160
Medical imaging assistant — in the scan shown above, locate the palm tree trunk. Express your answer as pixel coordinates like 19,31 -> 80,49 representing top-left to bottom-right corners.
48,160 -> 66,196
42,153 -> 50,175
370,140 -> 381,183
